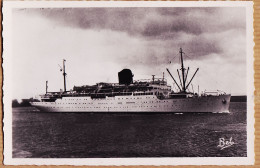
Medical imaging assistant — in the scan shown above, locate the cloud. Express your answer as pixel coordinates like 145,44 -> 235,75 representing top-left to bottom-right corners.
12,7 -> 247,99
23,7 -> 245,61
13,7 -> 246,63
25,7 -> 245,36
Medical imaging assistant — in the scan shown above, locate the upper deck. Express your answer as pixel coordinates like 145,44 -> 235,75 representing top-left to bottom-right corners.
39,77 -> 172,101
73,77 -> 170,94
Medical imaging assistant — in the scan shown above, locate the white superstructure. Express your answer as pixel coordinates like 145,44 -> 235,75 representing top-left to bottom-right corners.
31,92 -> 231,113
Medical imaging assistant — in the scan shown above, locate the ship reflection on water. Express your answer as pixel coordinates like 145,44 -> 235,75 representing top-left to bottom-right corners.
12,102 -> 246,158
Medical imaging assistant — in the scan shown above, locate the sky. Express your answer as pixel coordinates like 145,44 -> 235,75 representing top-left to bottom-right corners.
12,7 -> 247,99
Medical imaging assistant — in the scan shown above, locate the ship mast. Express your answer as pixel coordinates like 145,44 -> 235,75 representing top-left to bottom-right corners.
62,59 -> 67,92
178,48 -> 199,93
180,48 -> 186,92
46,81 -> 48,94
167,48 -> 199,93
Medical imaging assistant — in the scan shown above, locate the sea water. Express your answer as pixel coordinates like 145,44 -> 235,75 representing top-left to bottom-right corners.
12,102 -> 247,158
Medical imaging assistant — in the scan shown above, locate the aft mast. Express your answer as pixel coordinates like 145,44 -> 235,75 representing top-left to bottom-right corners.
62,59 -> 67,92
46,81 -> 48,94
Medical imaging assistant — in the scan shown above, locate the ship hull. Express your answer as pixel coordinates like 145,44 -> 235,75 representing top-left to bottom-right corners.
31,94 -> 231,113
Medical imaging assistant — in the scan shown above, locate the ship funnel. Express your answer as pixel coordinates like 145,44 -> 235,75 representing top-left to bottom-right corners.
118,69 -> 134,85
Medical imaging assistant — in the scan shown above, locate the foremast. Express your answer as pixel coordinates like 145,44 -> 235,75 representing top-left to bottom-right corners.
167,48 -> 199,93
180,48 -> 186,92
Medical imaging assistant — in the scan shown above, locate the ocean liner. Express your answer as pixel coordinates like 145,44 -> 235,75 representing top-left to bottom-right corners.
31,48 -> 231,113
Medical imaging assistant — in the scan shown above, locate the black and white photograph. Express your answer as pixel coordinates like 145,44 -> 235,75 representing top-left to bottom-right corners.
3,1 -> 254,165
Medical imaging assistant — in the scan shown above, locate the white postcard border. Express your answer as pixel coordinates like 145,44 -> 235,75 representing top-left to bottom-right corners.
3,1 -> 255,165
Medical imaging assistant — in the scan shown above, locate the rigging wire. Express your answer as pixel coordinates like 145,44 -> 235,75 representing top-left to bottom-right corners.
184,53 -> 225,92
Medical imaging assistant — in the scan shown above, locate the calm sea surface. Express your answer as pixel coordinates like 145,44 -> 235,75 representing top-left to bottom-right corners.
12,102 -> 247,158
